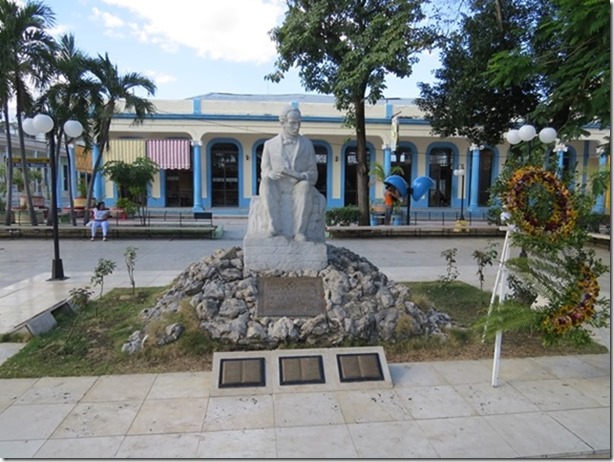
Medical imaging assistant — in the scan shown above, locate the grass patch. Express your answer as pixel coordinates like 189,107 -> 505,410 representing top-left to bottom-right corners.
0,281 -> 607,378
384,281 -> 607,363
0,287 -> 220,378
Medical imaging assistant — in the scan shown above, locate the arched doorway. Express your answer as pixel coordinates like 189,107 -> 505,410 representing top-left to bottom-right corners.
343,146 -> 371,206
314,143 -> 328,198
428,147 -> 453,207
210,142 -> 239,207
477,149 -> 494,206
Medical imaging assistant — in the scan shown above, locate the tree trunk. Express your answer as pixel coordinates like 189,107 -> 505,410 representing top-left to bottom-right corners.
2,102 -> 14,225
354,97 -> 370,226
15,109 -> 38,227
84,119 -> 110,225
64,139 -> 77,226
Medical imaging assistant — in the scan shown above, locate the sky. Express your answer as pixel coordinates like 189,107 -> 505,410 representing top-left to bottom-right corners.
41,0 -> 441,101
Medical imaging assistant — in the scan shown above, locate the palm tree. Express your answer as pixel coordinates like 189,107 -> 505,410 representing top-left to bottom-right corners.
39,34 -> 97,226
0,0 -> 56,225
84,53 -> 156,223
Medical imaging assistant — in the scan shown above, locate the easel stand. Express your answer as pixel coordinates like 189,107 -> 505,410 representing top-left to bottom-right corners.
484,226 -> 513,387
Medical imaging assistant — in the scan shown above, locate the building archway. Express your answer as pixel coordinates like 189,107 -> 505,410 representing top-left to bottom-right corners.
210,142 -> 239,207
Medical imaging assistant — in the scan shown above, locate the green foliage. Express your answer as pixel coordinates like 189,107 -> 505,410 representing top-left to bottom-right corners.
472,242 -> 498,290
506,274 -> 537,306
102,157 -> 159,204
578,212 -> 610,234
103,157 -> 159,225
438,248 -> 459,284
494,248 -> 610,345
115,197 -> 137,217
369,162 -> 404,185
91,258 -> 117,309
77,179 -> 87,197
267,0 -> 436,225
476,300 -> 542,340
69,286 -> 93,311
325,205 -> 361,226
417,0 -> 538,145
489,0 -> 610,135
124,246 -> 138,296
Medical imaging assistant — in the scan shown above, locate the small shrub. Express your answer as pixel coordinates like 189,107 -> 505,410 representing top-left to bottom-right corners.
472,242 -> 498,290
438,248 -> 459,284
325,205 -> 361,226
124,246 -> 138,296
91,259 -> 117,312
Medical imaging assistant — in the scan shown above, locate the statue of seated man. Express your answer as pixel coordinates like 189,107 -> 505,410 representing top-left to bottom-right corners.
259,106 -> 318,241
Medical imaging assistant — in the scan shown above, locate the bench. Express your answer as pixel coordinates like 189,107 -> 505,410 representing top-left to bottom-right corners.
193,212 -> 216,238
588,232 -> 610,248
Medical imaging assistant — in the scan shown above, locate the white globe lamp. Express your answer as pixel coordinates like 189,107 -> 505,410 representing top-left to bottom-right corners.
538,127 -> 557,144
518,124 -> 536,142
23,117 -> 37,136
32,114 -> 54,134
63,120 -> 83,139
505,129 -> 521,145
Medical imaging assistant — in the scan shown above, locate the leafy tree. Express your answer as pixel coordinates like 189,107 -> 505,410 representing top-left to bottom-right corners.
488,0 -> 610,140
267,0 -> 435,224
103,157 -> 159,225
84,53 -> 156,224
0,0 -> 57,225
419,0 -> 610,144
36,33 -> 99,226
417,0 -> 539,145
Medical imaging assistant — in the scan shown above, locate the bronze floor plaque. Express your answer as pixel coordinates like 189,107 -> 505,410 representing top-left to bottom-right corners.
279,355 -> 325,385
337,353 -> 384,382
219,358 -> 266,388
258,277 -> 325,317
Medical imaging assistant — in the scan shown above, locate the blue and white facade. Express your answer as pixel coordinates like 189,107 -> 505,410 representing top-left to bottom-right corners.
63,93 -> 611,216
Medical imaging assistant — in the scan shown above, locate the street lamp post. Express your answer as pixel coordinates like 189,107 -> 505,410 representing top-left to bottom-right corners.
24,114 -> 83,280
453,164 -> 466,221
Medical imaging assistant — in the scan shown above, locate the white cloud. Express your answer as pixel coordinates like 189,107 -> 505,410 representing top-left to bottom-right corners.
144,70 -> 177,85
97,0 -> 285,64
91,7 -> 128,38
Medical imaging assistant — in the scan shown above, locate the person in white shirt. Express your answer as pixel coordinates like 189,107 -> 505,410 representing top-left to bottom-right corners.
91,201 -> 111,241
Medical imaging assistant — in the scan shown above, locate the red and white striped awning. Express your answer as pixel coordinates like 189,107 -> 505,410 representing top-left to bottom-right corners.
147,139 -> 191,170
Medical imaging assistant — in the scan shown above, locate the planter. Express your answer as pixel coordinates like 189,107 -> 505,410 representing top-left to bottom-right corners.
391,214 -> 403,226
370,214 -> 380,226
111,208 -> 127,220
19,195 -> 45,208
74,197 -> 87,208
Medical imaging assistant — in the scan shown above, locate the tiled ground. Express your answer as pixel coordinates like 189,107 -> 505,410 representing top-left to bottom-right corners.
0,354 -> 609,458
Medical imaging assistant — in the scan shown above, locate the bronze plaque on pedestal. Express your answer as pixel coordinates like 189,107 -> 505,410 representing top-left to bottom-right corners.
257,277 -> 325,317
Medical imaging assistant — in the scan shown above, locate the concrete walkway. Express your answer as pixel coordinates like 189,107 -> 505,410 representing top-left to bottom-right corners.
0,218 -> 610,457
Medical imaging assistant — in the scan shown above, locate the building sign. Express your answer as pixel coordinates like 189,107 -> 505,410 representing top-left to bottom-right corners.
75,145 -> 93,173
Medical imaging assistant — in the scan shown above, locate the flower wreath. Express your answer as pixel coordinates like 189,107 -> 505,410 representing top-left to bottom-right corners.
543,263 -> 600,335
505,166 -> 577,241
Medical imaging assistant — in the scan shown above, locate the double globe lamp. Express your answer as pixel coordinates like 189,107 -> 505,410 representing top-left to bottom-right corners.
505,124 -> 557,146
23,114 -> 84,280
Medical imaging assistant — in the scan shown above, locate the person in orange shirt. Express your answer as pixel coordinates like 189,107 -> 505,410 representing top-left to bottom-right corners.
384,185 -> 399,225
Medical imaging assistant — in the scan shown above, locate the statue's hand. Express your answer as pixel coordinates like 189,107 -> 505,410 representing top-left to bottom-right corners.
281,168 -> 304,181
269,170 -> 284,180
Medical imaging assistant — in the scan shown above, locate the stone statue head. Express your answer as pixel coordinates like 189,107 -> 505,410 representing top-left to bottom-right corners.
279,105 -> 301,139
